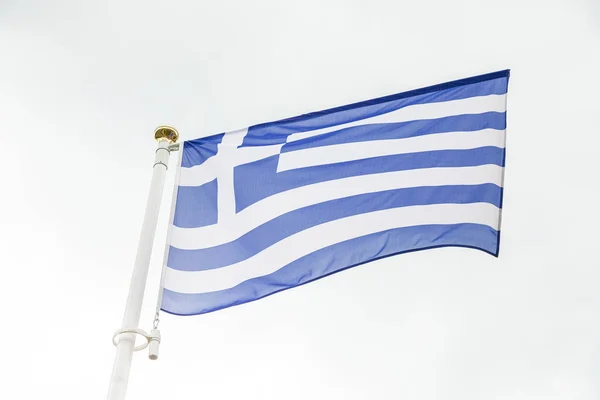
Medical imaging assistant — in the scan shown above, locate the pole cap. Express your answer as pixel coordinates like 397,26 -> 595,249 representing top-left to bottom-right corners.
154,126 -> 179,143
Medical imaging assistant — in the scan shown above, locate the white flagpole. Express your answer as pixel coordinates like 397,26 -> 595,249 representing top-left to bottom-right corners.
107,127 -> 179,400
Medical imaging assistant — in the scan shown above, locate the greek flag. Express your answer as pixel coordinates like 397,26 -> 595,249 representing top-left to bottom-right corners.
161,70 -> 510,316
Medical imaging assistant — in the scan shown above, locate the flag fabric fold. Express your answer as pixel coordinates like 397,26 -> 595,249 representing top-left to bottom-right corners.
161,70 -> 510,315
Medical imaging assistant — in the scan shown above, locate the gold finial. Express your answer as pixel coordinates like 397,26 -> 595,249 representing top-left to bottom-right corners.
154,126 -> 179,143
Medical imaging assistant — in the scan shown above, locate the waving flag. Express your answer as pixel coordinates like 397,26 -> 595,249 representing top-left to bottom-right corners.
161,70 -> 510,315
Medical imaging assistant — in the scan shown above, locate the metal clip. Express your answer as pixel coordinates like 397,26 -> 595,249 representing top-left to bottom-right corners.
148,329 -> 161,360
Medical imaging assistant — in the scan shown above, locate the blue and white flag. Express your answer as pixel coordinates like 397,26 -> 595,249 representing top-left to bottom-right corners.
161,70 -> 510,315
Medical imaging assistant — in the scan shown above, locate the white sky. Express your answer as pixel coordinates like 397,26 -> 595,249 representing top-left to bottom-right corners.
1,1 -> 600,399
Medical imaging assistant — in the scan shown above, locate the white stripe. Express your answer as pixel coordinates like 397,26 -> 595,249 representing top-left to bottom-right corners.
216,130 -> 246,222
164,202 -> 500,294
179,153 -> 221,187
277,129 -> 504,172
286,94 -> 507,143
170,164 -> 503,250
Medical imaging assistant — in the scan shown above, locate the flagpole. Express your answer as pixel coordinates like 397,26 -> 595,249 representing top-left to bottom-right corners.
107,127 -> 179,400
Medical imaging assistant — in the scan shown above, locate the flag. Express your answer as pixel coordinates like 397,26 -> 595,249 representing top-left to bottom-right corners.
161,70 -> 510,315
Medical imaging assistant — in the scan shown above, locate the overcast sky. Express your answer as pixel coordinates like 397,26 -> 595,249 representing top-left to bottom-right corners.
1,1 -> 600,399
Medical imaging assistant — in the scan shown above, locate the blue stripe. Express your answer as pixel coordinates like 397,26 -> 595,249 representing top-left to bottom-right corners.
241,73 -> 509,147
169,184 -> 502,271
282,112 -> 506,152
182,133 -> 224,168
233,147 -> 505,212
162,223 -> 500,316
173,179 -> 218,228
